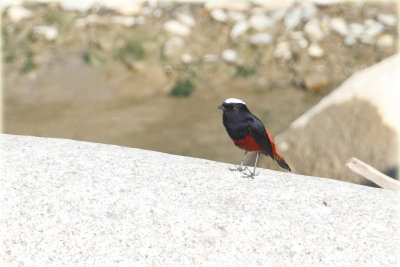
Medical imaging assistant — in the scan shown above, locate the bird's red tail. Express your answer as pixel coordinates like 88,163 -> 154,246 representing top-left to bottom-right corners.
265,128 -> 291,172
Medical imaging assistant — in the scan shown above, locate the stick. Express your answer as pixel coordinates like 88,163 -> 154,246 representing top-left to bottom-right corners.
346,157 -> 400,192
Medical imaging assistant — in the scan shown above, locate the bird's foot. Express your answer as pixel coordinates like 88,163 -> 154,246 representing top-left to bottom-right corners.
229,165 -> 246,172
241,169 -> 257,179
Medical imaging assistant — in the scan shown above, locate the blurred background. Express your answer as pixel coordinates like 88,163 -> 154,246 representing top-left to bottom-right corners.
2,0 -> 399,185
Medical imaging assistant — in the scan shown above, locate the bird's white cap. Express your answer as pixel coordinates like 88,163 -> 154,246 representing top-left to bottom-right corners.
223,98 -> 246,105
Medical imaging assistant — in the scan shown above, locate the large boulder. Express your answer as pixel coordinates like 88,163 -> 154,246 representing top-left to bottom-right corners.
256,54 -> 399,185
1,134 -> 399,265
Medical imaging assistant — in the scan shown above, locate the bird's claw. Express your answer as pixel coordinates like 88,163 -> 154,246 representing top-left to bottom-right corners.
229,165 -> 246,172
241,169 -> 257,179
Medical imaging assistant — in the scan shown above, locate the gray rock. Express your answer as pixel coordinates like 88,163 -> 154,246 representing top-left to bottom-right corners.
377,13 -> 397,27
249,14 -> 275,31
1,134 -> 399,265
163,20 -> 191,37
230,20 -> 249,40
304,18 -> 324,42
308,43 -> 324,58
284,7 -> 302,31
210,9 -> 228,23
249,33 -> 273,45
330,17 -> 349,36
221,49 -> 238,63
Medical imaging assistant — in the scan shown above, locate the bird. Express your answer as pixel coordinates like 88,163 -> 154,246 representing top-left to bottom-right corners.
218,98 -> 291,177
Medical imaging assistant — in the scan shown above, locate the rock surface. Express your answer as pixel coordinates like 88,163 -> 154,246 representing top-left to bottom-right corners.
268,54 -> 400,184
0,134 -> 399,265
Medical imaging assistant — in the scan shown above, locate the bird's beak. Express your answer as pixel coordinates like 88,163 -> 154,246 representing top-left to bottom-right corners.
217,105 -> 225,110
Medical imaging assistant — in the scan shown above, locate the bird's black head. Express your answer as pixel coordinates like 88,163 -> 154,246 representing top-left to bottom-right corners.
217,98 -> 249,113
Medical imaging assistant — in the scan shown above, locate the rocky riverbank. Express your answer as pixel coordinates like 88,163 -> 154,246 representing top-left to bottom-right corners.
2,1 -> 398,172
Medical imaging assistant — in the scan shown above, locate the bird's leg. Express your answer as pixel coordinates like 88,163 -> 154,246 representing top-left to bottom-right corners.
238,150 -> 247,171
229,151 -> 247,172
244,152 -> 259,178
252,152 -> 260,177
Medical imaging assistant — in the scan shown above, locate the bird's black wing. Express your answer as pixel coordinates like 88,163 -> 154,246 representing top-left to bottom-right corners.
247,116 -> 273,158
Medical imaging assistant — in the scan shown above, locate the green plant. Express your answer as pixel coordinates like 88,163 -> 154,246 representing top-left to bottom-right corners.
118,40 -> 146,61
19,50 -> 37,73
83,50 -> 105,66
170,78 -> 196,98
234,65 -> 258,78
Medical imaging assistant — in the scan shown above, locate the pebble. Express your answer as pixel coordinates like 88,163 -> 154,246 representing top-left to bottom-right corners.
284,7 -> 302,31
363,20 -> 384,38
308,43 -> 324,58
303,73 -> 329,92
7,5 -> 32,23
163,37 -> 185,57
230,20 -> 249,40
249,14 -> 275,31
348,23 -> 364,37
111,16 -> 136,27
252,0 -> 294,10
250,33 -> 273,45
291,31 -> 309,48
210,9 -> 227,23
205,1 -> 251,12
59,0 -> 94,13
163,20 -> 191,37
301,2 -> 318,20
228,10 -> 246,22
304,18 -> 324,42
377,13 -> 397,27
102,1 -> 143,16
221,49 -> 238,63
376,34 -> 394,49
330,17 -> 348,36
135,16 -> 146,25
274,41 -> 292,60
203,54 -> 218,62
272,9 -> 286,21
360,36 -> 374,45
33,26 -> 59,41
344,35 -> 357,46
181,53 -> 193,64
177,13 -> 195,27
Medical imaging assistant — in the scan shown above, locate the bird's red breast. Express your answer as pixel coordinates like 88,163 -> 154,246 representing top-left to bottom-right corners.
232,128 -> 282,160
232,134 -> 262,152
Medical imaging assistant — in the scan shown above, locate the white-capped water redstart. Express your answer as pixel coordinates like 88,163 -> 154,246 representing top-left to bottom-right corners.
218,98 -> 291,177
